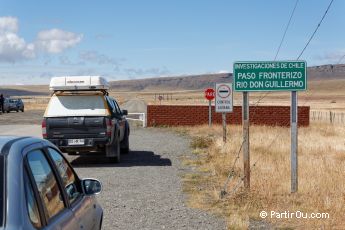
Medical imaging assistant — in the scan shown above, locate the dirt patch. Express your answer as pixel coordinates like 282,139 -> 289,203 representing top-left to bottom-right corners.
0,110 -> 44,125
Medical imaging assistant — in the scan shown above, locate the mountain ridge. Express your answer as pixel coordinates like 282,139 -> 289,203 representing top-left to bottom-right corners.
0,64 -> 344,96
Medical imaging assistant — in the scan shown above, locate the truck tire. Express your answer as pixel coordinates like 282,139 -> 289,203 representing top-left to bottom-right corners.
120,124 -> 129,154
106,132 -> 120,163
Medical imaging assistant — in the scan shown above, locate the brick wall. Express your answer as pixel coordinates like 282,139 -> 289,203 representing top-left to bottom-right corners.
147,105 -> 309,127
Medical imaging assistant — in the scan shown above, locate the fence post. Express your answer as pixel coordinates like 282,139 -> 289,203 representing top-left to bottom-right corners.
143,113 -> 146,128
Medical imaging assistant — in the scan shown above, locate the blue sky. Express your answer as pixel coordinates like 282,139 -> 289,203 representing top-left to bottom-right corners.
0,0 -> 344,84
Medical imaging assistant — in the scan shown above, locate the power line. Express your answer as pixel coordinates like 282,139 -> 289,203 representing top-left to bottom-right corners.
274,0 -> 300,60
337,54 -> 345,64
297,0 -> 335,60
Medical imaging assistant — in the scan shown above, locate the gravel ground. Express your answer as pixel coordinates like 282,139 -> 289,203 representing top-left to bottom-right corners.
74,127 -> 226,230
0,109 -> 44,125
0,124 -> 226,230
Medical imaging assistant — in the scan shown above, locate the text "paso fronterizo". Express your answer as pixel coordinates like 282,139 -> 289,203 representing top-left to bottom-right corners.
233,61 -> 307,92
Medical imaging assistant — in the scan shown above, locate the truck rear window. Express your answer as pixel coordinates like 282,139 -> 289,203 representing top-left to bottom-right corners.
45,95 -> 110,117
0,155 -> 4,227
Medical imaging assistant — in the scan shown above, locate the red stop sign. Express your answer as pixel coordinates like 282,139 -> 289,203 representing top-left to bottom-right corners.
204,88 -> 215,100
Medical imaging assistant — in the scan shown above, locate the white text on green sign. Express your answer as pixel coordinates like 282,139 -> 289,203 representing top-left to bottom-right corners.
233,61 -> 307,91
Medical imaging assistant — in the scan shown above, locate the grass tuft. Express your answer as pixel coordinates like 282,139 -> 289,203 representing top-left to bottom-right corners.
190,136 -> 213,149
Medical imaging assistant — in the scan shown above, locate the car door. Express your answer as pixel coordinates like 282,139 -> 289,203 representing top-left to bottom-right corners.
3,98 -> 9,111
25,149 -> 78,230
112,99 -> 126,140
106,97 -> 124,140
46,147 -> 98,230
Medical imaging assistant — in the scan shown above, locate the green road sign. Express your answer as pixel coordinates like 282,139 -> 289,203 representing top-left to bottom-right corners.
233,61 -> 307,91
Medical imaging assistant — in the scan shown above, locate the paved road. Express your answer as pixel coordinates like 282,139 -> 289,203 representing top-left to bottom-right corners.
0,124 -> 226,230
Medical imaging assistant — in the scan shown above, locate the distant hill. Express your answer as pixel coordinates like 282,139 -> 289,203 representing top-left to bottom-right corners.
109,73 -> 232,91
0,86 -> 49,97
0,64 -> 344,96
110,64 -> 345,91
307,64 -> 345,80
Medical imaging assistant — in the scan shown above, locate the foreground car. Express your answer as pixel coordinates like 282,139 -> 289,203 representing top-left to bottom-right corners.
0,136 -> 103,230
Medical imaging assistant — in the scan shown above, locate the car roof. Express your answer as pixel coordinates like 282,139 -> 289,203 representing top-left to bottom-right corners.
0,136 -> 52,156
0,136 -> 21,154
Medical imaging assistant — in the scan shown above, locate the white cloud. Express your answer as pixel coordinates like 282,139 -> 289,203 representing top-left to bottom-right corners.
0,17 -> 83,63
36,29 -> 83,53
0,16 -> 18,33
0,17 -> 35,62
124,66 -> 170,76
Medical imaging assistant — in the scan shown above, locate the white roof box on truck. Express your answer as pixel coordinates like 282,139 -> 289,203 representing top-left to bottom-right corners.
49,76 -> 109,91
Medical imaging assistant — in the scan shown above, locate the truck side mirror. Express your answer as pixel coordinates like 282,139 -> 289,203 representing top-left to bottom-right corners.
122,110 -> 128,116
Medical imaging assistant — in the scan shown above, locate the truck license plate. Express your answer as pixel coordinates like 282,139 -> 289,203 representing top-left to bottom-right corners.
68,139 -> 85,145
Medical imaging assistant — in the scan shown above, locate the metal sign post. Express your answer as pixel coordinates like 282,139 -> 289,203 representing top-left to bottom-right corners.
209,100 -> 212,126
204,88 -> 215,127
291,91 -> 298,193
242,92 -> 250,190
158,95 -> 163,105
215,83 -> 233,143
222,113 -> 226,142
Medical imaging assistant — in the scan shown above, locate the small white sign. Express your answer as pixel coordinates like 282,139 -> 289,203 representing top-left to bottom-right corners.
215,83 -> 233,113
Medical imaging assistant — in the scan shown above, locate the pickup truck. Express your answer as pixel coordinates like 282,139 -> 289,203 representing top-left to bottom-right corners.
42,76 -> 129,163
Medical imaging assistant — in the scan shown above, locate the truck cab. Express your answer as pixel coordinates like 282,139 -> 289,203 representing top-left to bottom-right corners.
42,76 -> 130,163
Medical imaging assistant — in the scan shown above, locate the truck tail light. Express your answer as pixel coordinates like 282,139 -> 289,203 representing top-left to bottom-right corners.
42,119 -> 47,138
106,118 -> 112,137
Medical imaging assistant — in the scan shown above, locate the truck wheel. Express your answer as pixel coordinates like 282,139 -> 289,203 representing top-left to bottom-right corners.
120,125 -> 129,154
106,134 -> 120,163
114,137 -> 120,163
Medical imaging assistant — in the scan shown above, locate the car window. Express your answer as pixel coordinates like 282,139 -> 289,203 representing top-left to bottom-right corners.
107,97 -> 121,116
45,95 -> 110,117
27,149 -> 65,221
106,97 -> 115,113
24,170 -> 42,228
47,148 -> 82,204
112,100 -> 122,114
0,155 -> 4,227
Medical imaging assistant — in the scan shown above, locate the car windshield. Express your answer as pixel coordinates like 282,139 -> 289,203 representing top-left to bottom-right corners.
0,155 -> 4,227
9,99 -> 16,103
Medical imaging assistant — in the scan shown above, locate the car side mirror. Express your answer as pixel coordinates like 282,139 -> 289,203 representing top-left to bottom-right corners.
122,110 -> 128,116
82,178 -> 102,195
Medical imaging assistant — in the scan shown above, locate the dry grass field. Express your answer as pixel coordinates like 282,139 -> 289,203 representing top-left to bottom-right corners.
174,122 -> 345,229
